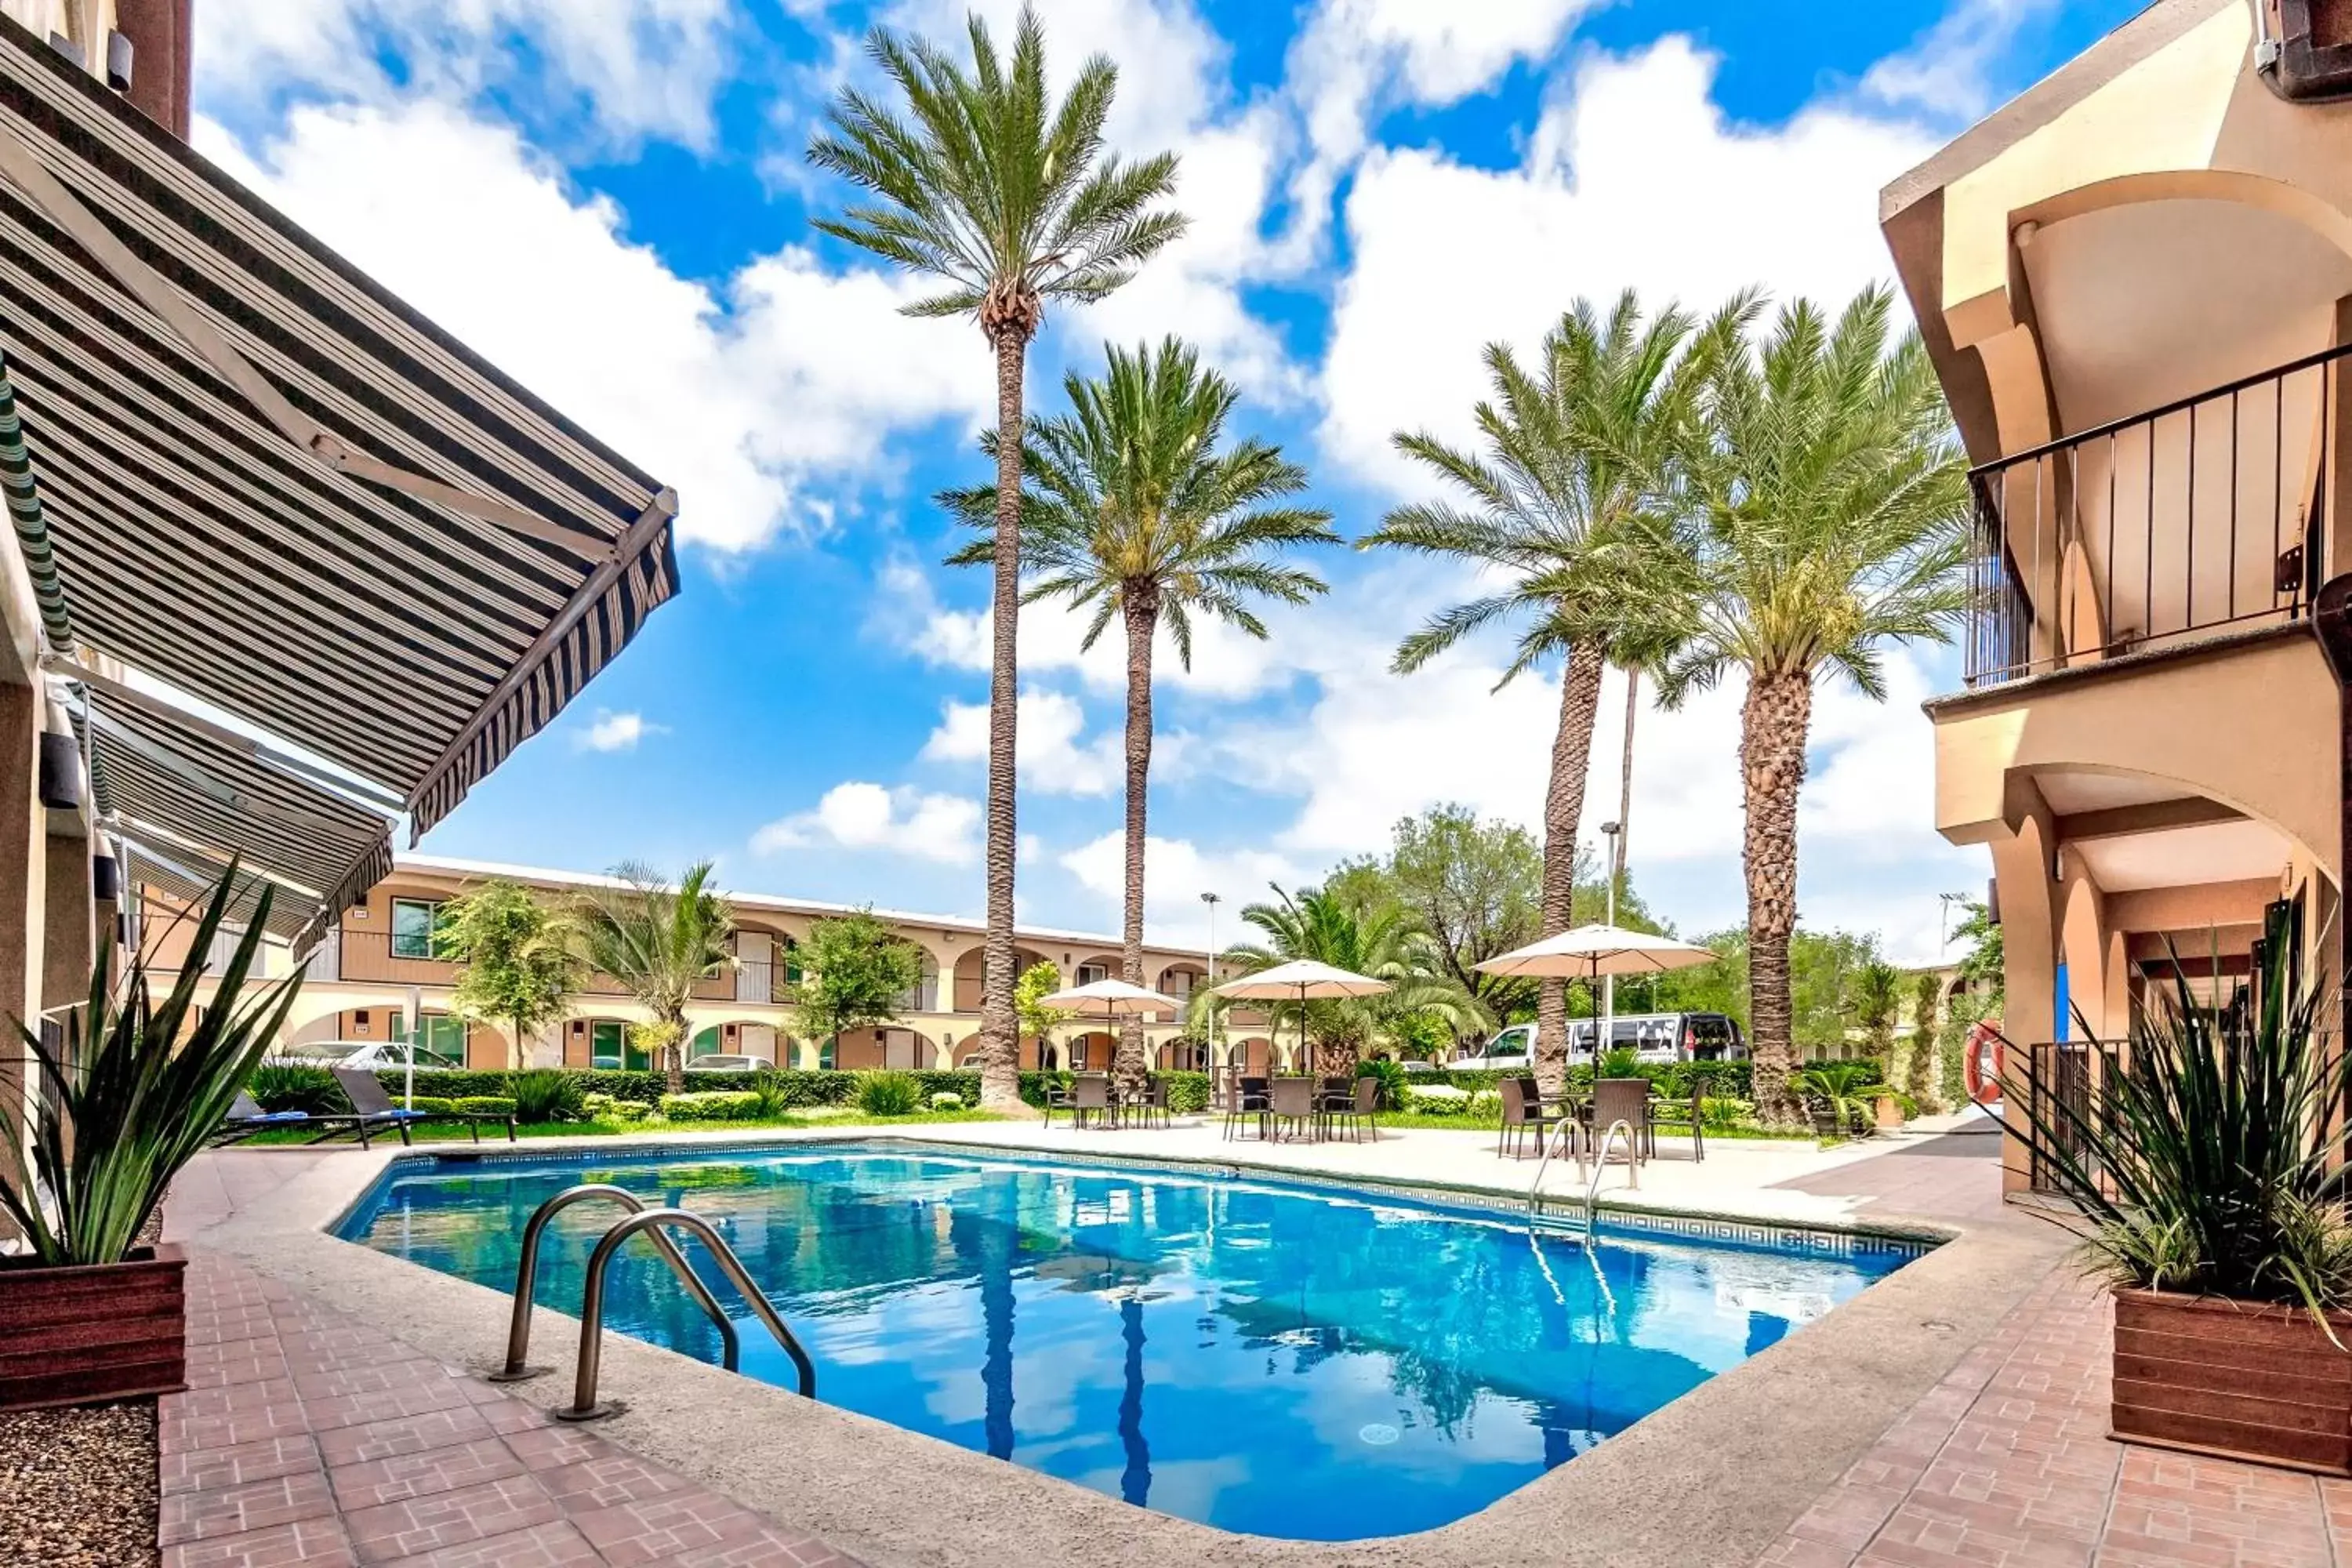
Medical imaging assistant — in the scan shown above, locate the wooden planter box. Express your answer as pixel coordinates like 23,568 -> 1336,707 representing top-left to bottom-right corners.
2112,1289 -> 2352,1475
0,1243 -> 187,1411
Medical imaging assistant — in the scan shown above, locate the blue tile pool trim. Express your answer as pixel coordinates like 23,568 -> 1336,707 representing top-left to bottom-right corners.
339,1134 -> 1947,1260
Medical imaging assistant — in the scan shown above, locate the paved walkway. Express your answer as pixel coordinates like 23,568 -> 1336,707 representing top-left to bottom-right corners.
1758,1269 -> 2349,1567
157,1248 -> 862,1567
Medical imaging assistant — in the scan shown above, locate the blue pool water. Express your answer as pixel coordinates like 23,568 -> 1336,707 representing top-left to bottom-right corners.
337,1145 -> 1918,1540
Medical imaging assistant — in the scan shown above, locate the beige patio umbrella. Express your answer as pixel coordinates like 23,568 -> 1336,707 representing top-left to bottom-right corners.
1039,978 -> 1185,1066
1209,960 -> 1391,1073
1476,924 -> 1718,1050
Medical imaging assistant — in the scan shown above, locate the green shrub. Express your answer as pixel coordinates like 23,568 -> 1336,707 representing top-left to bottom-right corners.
509,1069 -> 585,1123
659,1091 -> 760,1123
1597,1047 -> 1642,1079
1160,1072 -> 1210,1114
1356,1059 -> 1410,1110
1405,1083 -> 1472,1115
856,1071 -> 924,1116
929,1091 -> 964,1110
746,1075 -> 796,1120
584,1092 -> 649,1124
452,1096 -> 517,1118
1700,1095 -> 1753,1129
404,1096 -> 456,1115
248,1062 -> 342,1113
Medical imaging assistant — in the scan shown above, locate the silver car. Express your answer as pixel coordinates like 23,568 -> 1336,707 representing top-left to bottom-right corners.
683,1054 -> 765,1074
267,1040 -> 463,1071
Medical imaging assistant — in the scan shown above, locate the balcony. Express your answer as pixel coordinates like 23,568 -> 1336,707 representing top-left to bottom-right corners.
1963,343 -> 2343,688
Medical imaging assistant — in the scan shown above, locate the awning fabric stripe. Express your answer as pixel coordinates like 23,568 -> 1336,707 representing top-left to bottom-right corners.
74,676 -> 394,955
0,18 -> 681,842
0,347 -> 69,650
122,838 -> 308,944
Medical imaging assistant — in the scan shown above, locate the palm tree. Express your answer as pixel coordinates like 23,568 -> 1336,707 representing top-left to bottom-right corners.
1655,288 -> 1969,1123
942,337 -> 1338,1097
571,861 -> 736,1094
1219,884 -> 1474,1074
1363,291 -> 1751,1097
808,9 -> 1185,1112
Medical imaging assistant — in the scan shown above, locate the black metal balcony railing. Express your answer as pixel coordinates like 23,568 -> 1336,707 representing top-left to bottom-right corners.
1965,342 -> 2344,687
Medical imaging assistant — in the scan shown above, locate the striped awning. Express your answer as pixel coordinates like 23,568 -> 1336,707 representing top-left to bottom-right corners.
74,670 -> 394,955
0,16 -> 680,843
121,837 -> 311,945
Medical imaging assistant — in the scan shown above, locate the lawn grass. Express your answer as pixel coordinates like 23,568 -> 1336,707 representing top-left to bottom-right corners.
237,1107 -> 1011,1145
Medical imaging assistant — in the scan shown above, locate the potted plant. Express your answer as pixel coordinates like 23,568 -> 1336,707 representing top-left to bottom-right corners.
2018,937 -> 2352,1475
0,870 -> 300,1411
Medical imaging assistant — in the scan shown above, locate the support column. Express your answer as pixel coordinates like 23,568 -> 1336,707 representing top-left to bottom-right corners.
0,678 -> 45,1196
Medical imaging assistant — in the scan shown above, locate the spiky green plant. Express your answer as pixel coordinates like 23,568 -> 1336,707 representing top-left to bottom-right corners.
0,869 -> 303,1266
1791,1060 -> 1886,1138
2016,937 -> 2352,1327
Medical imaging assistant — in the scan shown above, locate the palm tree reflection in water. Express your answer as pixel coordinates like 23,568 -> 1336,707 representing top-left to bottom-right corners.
1118,1297 -> 1151,1505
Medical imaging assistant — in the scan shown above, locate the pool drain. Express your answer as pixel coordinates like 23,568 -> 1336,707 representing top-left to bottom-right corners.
1359,1423 -> 1400,1446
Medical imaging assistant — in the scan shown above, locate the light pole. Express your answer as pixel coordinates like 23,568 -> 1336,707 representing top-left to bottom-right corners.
1599,822 -> 1621,1051
1200,891 -> 1221,1075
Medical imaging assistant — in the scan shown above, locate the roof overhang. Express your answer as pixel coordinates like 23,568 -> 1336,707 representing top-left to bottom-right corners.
0,13 -> 681,860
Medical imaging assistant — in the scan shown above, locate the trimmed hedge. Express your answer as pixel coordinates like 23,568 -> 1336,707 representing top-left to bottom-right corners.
1398,1060 -> 1755,1099
660,1091 -> 761,1122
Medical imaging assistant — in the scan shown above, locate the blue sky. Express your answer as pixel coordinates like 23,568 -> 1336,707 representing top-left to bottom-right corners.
192,0 -> 2144,960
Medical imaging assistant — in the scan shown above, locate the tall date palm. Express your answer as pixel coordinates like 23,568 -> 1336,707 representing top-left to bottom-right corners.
571,861 -> 735,1094
943,337 -> 1337,1096
1657,288 -> 1969,1123
808,7 -> 1185,1111
1363,291 -> 1748,1096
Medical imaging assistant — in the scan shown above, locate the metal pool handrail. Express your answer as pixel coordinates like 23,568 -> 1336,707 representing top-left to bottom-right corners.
560,1207 -> 817,1421
1526,1108 -> 1590,1232
491,1183 -> 739,1382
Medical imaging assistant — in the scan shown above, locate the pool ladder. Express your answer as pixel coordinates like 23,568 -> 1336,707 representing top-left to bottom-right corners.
490,1183 -> 817,1421
1527,1117 -> 1639,1243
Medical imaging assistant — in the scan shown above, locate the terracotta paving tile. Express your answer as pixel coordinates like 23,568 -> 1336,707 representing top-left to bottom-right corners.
299,1375 -> 481,1435
160,1470 -> 340,1545
671,1527 -> 867,1567
342,1475 -> 564,1563
162,1516 -> 358,1568
375,1519 -> 602,1568
565,1487 -> 773,1566
535,1450 -> 695,1513
500,1423 -> 619,1472
312,1406 -> 500,1470
160,1434 -> 323,1498
327,1435 -> 529,1510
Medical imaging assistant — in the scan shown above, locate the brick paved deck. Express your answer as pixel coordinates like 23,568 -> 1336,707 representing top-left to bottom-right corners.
159,1250 -> 862,1567
1756,1267 -> 2351,1567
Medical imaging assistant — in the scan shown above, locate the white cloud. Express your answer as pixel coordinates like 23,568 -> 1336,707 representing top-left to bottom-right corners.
1059,831 -> 1305,951
198,0 -> 741,151
197,102 -> 989,553
751,782 -> 982,866
575,710 -> 661,753
1862,0 -> 2059,120
1319,37 -> 1936,492
923,689 -> 1122,797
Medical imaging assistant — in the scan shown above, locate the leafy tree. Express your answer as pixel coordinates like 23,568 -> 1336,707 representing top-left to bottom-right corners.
944,338 -> 1334,1098
788,909 -> 924,1059
1653,289 -> 1969,1123
1365,292 -> 1750,1097
441,880 -> 580,1070
808,8 -> 1184,1112
1014,959 -> 1075,1063
1653,927 -> 1890,1058
1907,969 -> 1944,1110
1850,959 -> 1902,1068
1222,884 -> 1475,1073
571,861 -> 735,1094
1382,805 -> 1542,1029
1951,897 -> 2004,998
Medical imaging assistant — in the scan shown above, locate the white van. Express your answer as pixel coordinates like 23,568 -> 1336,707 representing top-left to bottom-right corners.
1458,1013 -> 1747,1071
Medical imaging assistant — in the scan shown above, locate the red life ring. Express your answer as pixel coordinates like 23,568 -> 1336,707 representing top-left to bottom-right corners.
1962,1022 -> 2005,1105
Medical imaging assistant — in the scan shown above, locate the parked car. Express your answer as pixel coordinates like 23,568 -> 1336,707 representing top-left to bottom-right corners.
1455,1012 -> 1747,1071
267,1040 -> 463,1072
683,1054 -> 765,1074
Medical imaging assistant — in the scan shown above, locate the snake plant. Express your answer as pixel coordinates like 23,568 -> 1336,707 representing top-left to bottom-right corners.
0,866 -> 302,1266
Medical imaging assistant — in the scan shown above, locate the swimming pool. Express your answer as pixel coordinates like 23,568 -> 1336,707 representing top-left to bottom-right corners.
337,1143 -> 1920,1541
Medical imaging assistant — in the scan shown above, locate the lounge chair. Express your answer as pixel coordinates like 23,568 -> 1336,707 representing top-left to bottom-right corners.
208,1090 -> 353,1147
1646,1082 -> 1707,1161
1069,1073 -> 1112,1130
1222,1076 -> 1269,1141
1497,1076 -> 1566,1159
1327,1076 -> 1380,1142
331,1067 -> 516,1145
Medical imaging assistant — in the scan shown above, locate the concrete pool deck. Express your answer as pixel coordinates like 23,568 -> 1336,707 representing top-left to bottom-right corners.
163,1119 -> 2073,1567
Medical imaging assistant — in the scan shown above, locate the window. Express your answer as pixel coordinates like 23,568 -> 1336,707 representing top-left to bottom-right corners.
590,1020 -> 625,1071
390,1013 -> 467,1067
390,898 -> 447,960
782,937 -> 803,986
1163,969 -> 1195,1000
1076,962 -> 1110,986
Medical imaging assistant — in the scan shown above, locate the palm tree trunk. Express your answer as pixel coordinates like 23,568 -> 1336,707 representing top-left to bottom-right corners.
1116,592 -> 1156,1101
1534,643 -> 1606,1098
1742,667 -> 1811,1124
663,1016 -> 685,1095
978,325 -> 1029,1114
